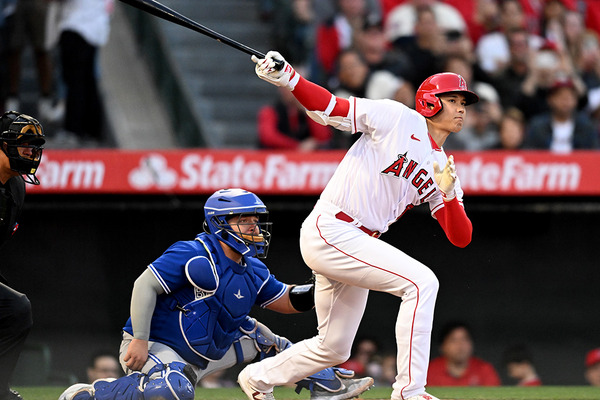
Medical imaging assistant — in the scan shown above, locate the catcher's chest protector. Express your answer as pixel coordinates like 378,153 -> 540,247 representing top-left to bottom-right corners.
178,239 -> 260,361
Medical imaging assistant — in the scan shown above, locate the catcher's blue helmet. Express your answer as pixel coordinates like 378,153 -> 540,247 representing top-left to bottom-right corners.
203,188 -> 272,258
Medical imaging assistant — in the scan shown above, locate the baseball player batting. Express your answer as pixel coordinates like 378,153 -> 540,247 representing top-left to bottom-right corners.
237,52 -> 477,400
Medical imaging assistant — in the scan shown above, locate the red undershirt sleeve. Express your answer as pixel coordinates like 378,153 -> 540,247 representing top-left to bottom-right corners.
434,198 -> 472,248
291,76 -> 350,117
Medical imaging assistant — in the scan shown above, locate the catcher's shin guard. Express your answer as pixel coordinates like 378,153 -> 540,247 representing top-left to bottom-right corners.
143,362 -> 196,400
93,373 -> 146,400
295,367 -> 374,400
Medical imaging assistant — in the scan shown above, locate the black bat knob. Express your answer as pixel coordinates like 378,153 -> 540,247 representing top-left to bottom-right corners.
273,59 -> 284,71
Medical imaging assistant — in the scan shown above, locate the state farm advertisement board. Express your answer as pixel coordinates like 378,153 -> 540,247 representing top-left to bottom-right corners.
27,149 -> 600,196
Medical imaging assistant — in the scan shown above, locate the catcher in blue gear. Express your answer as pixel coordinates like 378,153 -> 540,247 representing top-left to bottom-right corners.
59,188 -> 374,400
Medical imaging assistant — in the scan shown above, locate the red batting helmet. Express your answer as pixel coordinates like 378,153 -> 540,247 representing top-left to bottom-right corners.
415,72 -> 479,118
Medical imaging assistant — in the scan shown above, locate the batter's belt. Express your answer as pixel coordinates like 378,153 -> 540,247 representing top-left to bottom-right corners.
335,212 -> 381,238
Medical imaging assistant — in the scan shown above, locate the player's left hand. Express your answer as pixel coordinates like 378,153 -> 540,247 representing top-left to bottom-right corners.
433,155 -> 457,200
252,51 -> 299,90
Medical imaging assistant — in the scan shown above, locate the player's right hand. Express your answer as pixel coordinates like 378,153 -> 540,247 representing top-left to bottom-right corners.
123,338 -> 149,372
252,51 -> 299,90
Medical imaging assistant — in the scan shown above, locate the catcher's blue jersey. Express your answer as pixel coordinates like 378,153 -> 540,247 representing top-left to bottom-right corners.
122,232 -> 287,366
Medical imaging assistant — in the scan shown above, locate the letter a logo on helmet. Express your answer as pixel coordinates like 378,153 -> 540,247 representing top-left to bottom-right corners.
415,73 -> 479,118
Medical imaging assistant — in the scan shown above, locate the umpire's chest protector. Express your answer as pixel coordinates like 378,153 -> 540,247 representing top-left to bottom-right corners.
177,236 -> 263,361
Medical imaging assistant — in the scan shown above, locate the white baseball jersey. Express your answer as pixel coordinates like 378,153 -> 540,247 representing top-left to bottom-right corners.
321,96 -> 464,233
242,93 -> 468,400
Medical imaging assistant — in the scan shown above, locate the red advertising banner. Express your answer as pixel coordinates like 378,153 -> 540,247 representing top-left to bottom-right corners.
27,149 -> 600,196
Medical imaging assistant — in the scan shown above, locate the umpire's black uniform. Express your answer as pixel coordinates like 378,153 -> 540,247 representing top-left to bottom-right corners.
0,176 -> 32,400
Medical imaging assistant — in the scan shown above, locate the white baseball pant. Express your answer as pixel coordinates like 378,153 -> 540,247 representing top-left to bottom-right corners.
243,200 -> 439,400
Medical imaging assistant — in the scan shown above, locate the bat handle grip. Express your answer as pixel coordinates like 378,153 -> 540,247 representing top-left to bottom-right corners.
254,51 -> 285,71
273,59 -> 284,71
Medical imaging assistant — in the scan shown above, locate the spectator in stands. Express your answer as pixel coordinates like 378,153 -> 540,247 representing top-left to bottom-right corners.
427,321 -> 501,386
585,348 -> 600,387
493,107 -> 526,150
524,77 -> 598,152
392,5 -> 445,91
86,351 -> 121,383
271,0 -> 316,70
517,40 -> 586,121
561,10 -> 600,89
492,27 -> 535,111
312,0 -> 381,25
329,48 -> 412,148
257,85 -> 332,151
438,27 -> 493,89
338,336 -> 382,379
442,55 -> 501,151
457,0 -> 501,44
332,49 -> 368,98
56,0 -> 113,148
353,14 -> 412,79
4,0 -> 57,123
502,345 -> 542,386
333,49 -> 413,105
539,0 -> 573,45
475,0 -> 544,76
314,0 -> 371,83
384,0 -> 466,45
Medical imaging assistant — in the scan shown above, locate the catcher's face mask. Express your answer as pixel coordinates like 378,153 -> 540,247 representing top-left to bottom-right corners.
203,189 -> 272,258
1,111 -> 45,185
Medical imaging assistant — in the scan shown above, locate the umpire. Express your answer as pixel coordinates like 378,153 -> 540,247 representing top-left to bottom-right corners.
0,111 -> 45,400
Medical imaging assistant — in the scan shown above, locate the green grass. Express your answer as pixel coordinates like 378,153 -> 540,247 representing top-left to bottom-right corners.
14,385 -> 600,400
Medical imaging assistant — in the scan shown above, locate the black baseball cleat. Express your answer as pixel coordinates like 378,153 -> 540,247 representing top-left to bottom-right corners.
0,389 -> 24,400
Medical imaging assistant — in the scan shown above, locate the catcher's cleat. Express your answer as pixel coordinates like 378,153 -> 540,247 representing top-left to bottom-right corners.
238,368 -> 276,400
295,367 -> 374,400
309,376 -> 374,400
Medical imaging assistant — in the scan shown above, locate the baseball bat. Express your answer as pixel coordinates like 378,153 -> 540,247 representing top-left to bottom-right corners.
119,0 -> 283,69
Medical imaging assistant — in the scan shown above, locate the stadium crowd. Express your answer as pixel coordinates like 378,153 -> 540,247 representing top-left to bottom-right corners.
259,0 -> 600,152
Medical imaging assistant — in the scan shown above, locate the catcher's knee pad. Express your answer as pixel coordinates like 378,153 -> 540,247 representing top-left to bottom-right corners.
239,317 -> 292,360
143,362 -> 195,400
94,373 -> 146,400
295,366 -> 354,394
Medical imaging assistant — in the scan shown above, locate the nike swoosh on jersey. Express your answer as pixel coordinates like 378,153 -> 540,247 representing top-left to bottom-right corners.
410,134 -> 420,141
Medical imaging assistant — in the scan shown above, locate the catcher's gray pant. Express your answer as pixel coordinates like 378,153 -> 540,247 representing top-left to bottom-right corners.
119,321 -> 280,384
